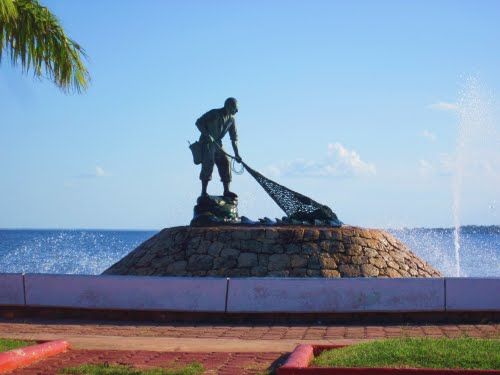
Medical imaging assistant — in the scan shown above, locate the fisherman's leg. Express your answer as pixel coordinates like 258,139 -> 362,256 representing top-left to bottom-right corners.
200,162 -> 214,196
215,151 -> 236,198
200,146 -> 215,197
201,180 -> 209,196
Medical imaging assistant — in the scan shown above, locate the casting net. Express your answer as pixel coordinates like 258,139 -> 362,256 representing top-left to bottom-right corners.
242,162 -> 327,218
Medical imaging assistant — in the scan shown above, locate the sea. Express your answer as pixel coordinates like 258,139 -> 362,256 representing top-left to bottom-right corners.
0,226 -> 498,277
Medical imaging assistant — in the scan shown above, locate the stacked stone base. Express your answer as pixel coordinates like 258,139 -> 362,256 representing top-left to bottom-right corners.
103,226 -> 441,278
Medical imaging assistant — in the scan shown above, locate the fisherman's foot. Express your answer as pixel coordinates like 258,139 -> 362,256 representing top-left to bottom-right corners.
223,190 -> 238,198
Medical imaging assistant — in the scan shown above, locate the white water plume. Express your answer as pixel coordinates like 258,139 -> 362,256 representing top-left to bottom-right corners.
452,76 -> 496,276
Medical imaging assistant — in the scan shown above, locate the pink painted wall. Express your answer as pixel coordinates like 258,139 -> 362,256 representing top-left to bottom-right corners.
0,273 -> 497,313
24,274 -> 227,312
0,273 -> 24,306
446,278 -> 500,311
226,278 -> 445,312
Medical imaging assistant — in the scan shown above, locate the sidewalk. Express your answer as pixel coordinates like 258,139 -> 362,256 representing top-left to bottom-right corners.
1,320 -> 498,374
1,320 -> 498,351
9,350 -> 286,375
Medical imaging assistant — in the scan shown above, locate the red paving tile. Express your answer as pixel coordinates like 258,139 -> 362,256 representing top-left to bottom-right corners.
1,320 -> 498,374
1,322 -> 499,340
2,321 -> 499,341
10,350 -> 287,375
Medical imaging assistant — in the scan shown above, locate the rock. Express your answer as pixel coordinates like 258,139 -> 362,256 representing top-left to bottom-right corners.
386,268 -> 402,278
251,266 -> 268,276
265,229 -> 280,240
290,255 -> 308,268
187,255 -> 213,271
321,269 -> 341,278
103,226 -> 442,278
258,254 -> 270,267
285,244 -> 301,254
290,268 -> 308,276
387,261 -> 400,270
302,243 -> 319,255
240,239 -> 263,252
338,264 -> 361,277
207,242 -> 224,257
268,254 -> 290,271
320,255 -> 337,269
306,269 -> 321,277
214,256 -> 237,269
238,252 -> 258,268
269,271 -> 289,277
303,229 -> 320,241
370,257 -> 387,269
232,230 -> 252,240
166,261 -> 187,273
361,264 -> 380,277
308,256 -> 321,270
220,248 -> 240,258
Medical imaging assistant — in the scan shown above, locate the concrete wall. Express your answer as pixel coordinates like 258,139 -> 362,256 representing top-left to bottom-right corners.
226,278 -> 445,313
0,273 -> 24,306
24,274 -> 227,312
446,278 -> 500,311
1,274 -> 498,313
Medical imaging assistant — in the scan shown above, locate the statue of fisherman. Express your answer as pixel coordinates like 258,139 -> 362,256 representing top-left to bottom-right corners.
196,97 -> 242,198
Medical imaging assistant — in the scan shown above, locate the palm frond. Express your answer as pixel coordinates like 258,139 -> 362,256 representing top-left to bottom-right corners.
0,0 -> 17,20
0,0 -> 89,93
0,0 -> 17,55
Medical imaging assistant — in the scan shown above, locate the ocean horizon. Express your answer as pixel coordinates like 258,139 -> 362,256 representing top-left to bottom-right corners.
0,225 -> 498,277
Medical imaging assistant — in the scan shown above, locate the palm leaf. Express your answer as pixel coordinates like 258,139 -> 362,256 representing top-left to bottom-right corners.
0,0 -> 16,20
0,0 -> 89,93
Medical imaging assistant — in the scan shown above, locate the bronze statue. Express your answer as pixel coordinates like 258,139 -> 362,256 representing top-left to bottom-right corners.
195,97 -> 242,198
189,98 -> 342,227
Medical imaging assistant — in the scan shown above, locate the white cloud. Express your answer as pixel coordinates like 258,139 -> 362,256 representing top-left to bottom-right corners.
421,129 -> 437,142
418,154 -> 455,178
418,159 -> 434,178
267,143 -> 376,178
95,166 -> 107,177
429,101 -> 459,111
76,166 -> 110,178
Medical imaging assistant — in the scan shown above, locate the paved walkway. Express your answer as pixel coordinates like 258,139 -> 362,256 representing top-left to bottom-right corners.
1,320 -> 498,352
1,320 -> 498,374
10,350 -> 285,375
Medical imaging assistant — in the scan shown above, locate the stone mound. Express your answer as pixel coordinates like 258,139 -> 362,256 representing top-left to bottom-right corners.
103,226 -> 441,278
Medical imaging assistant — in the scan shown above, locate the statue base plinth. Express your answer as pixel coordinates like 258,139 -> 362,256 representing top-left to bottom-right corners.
191,195 -> 240,226
103,226 -> 442,278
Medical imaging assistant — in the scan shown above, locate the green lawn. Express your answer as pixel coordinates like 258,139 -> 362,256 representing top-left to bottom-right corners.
60,362 -> 204,375
0,338 -> 35,352
312,337 -> 500,370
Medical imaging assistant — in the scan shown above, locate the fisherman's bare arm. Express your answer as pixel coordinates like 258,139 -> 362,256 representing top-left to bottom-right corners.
229,121 -> 241,162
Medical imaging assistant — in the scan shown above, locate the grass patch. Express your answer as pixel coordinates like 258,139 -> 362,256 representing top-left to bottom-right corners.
60,362 -> 204,375
0,338 -> 35,352
312,337 -> 500,370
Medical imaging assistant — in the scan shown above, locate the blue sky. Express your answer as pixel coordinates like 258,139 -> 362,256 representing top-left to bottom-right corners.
1,0 -> 499,229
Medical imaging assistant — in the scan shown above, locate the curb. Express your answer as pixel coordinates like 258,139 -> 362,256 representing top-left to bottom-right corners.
280,344 -> 314,368
0,340 -> 69,373
277,344 -> 500,375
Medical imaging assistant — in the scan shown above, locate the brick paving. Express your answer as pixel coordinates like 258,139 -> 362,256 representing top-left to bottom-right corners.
2,320 -> 498,374
9,350 -> 286,375
1,321 -> 498,340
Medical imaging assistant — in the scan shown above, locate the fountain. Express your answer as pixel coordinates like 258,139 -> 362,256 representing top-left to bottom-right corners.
452,76 -> 495,276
